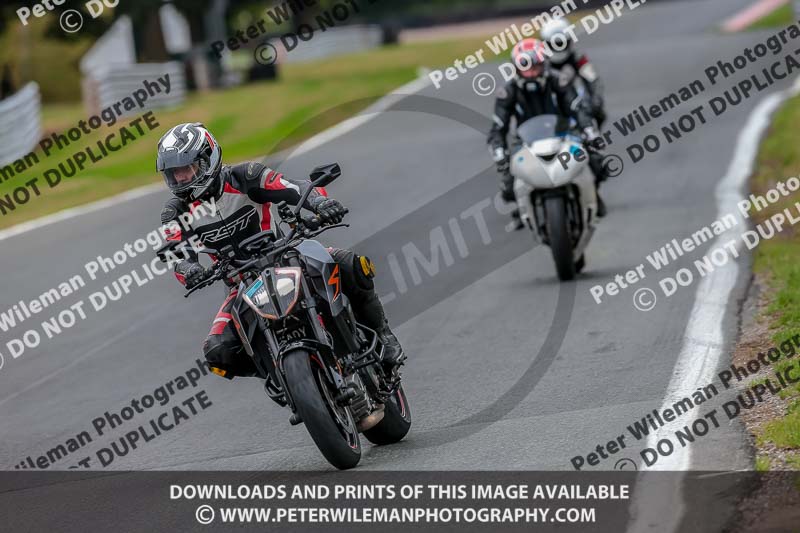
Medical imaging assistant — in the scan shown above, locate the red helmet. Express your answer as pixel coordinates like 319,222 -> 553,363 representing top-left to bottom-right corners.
511,39 -> 548,80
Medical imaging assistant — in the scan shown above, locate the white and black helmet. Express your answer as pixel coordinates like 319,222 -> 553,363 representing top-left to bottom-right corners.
540,19 -> 573,64
157,123 -> 222,201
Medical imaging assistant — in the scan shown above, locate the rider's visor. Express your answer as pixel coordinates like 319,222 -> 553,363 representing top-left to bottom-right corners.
162,162 -> 202,191
519,63 -> 544,79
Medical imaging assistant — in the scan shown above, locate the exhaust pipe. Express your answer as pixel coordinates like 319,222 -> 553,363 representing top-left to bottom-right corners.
357,404 -> 385,431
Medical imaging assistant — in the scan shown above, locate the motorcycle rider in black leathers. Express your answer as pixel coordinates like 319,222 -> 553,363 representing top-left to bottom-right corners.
488,38 -> 608,220
540,18 -> 606,128
156,123 -> 404,378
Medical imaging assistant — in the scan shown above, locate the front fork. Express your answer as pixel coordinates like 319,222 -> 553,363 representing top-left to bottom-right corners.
514,180 -> 539,238
515,183 -> 579,246
266,252 -> 392,419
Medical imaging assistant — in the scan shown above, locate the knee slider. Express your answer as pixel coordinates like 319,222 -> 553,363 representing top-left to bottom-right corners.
353,255 -> 376,291
203,338 -> 255,378
330,248 -> 375,296
203,336 -> 241,366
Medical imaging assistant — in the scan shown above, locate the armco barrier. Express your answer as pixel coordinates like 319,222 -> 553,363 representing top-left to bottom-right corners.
0,82 -> 42,167
81,62 -> 186,117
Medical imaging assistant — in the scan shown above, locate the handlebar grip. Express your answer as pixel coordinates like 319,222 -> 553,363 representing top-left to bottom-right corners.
184,267 -> 220,297
303,214 -> 322,231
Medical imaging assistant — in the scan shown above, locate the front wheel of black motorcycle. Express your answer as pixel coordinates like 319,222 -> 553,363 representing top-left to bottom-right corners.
363,384 -> 412,445
283,350 -> 361,470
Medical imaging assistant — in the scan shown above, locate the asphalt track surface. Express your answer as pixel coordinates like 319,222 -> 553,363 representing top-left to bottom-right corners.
0,0 -> 785,486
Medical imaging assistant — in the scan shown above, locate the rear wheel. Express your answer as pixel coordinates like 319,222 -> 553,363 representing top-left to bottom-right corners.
545,195 -> 575,281
363,384 -> 412,445
283,350 -> 361,470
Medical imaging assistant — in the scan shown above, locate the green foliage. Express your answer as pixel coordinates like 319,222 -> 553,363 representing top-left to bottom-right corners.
760,410 -> 800,448
751,93 -> 800,461
0,16 -> 91,102
748,3 -> 793,31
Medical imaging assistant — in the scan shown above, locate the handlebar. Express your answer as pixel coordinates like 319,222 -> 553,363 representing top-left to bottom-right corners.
184,272 -> 220,297
298,209 -> 348,231
301,213 -> 322,232
182,212 -> 348,298
175,164 -> 346,298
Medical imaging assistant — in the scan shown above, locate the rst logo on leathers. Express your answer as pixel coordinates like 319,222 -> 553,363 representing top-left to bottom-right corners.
197,206 -> 260,244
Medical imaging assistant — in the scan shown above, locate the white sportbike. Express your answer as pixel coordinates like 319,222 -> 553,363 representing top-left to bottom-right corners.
510,114 -> 600,281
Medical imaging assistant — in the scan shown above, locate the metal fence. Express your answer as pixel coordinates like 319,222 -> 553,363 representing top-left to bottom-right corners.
81,62 -> 187,117
270,25 -> 383,64
0,82 -> 42,167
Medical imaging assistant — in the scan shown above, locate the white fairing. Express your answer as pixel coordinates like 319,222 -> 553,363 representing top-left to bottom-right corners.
511,140 -> 583,188
510,132 -> 599,259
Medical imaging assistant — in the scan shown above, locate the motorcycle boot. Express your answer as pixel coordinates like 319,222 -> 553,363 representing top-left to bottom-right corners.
329,249 -> 406,369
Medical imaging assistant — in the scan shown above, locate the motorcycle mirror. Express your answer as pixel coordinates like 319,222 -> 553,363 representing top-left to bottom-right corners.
309,163 -> 341,188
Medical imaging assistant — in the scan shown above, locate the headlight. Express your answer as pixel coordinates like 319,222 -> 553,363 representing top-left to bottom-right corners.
243,277 -> 280,320
242,268 -> 303,320
273,267 -> 302,316
276,277 -> 295,297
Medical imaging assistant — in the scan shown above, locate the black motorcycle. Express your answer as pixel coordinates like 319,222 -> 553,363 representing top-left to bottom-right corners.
159,164 -> 411,469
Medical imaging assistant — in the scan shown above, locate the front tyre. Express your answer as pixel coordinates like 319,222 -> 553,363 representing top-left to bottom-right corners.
545,195 -> 575,281
363,384 -> 412,445
283,350 -> 361,470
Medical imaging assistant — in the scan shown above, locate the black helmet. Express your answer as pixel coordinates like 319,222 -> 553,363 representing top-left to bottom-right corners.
157,123 -> 222,202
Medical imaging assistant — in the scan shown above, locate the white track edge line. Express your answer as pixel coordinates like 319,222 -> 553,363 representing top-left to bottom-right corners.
627,76 -> 800,533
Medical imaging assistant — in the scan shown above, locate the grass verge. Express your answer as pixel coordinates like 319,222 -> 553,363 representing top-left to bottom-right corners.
747,2 -> 794,31
748,92 -> 800,463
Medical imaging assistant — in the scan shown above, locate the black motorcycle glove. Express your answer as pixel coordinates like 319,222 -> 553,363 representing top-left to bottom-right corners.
492,147 -> 509,174
176,261 -> 206,289
310,197 -> 347,224
496,159 -> 510,175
